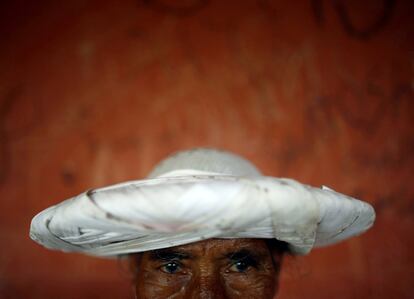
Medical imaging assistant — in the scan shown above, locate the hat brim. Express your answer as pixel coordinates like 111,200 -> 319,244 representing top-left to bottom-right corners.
30,172 -> 375,256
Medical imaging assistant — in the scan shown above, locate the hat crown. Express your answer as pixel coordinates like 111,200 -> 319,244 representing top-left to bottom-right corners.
148,148 -> 261,178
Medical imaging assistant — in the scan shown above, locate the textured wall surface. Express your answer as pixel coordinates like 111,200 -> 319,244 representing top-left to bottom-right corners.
0,0 -> 413,298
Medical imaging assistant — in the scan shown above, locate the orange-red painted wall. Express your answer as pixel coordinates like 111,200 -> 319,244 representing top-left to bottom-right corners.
0,1 -> 413,298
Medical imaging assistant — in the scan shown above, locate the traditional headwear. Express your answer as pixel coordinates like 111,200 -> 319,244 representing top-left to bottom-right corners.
30,148 -> 375,256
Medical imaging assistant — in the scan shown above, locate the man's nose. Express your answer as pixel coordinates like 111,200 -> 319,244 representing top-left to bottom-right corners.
189,265 -> 227,299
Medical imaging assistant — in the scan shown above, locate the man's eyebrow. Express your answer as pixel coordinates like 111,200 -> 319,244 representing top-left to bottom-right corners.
224,249 -> 263,262
149,249 -> 192,261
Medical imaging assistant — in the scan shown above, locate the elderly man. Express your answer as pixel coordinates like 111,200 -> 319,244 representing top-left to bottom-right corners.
129,238 -> 287,298
30,148 -> 375,298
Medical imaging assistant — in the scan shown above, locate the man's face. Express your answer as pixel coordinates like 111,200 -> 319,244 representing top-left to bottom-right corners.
130,238 -> 283,299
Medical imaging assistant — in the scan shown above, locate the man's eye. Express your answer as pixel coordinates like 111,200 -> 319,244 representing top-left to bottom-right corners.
160,261 -> 182,274
228,261 -> 251,273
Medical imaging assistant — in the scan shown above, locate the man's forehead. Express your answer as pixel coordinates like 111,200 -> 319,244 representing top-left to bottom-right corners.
146,238 -> 270,258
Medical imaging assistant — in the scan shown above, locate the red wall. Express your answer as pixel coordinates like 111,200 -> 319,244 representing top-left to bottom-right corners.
0,1 -> 413,298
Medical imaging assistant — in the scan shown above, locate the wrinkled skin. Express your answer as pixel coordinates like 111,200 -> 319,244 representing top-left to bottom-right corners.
130,238 -> 284,299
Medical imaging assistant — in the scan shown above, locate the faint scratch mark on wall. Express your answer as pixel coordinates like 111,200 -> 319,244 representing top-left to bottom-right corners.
336,83 -> 412,135
315,79 -> 413,140
329,63 -> 414,136
312,0 -> 396,40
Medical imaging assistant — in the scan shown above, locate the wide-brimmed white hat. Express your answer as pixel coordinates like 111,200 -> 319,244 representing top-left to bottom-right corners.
30,148 -> 375,256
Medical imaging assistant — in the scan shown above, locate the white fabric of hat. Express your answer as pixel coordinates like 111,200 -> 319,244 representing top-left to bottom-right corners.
30,148 -> 375,256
